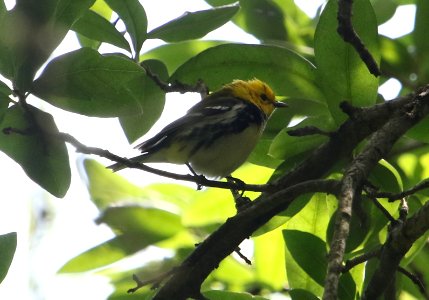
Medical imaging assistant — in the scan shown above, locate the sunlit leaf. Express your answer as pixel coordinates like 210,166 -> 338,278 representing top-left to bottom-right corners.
96,205 -> 183,237
203,290 -> 268,300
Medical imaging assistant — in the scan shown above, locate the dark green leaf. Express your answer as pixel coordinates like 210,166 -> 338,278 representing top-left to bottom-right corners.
105,0 -> 147,55
0,232 -> 16,284
72,10 -> 131,52
205,0 -> 237,6
0,105 -> 70,197
119,59 -> 167,143
96,205 -> 183,237
234,0 -> 286,41
148,5 -> 239,42
203,290 -> 268,300
314,0 -> 380,124
368,159 -> 403,194
33,48 -> 152,117
288,289 -> 319,300
283,230 -> 326,293
414,0 -> 429,58
141,41 -> 222,74
0,0 -> 95,90
171,43 -> 324,102
370,0 -> 397,25
407,116 -> 429,143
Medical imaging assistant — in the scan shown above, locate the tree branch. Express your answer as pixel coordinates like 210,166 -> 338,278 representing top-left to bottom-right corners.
323,86 -> 429,300
363,199 -> 429,299
152,179 -> 340,300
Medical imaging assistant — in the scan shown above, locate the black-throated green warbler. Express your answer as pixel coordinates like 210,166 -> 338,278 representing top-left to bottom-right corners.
110,79 -> 287,178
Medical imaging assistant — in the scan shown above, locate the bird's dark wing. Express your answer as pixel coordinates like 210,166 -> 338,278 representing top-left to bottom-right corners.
135,95 -> 244,153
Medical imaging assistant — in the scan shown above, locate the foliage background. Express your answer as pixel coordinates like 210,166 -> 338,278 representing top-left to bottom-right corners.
0,0 -> 428,299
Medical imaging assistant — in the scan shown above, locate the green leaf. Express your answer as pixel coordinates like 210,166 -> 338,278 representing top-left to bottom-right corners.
104,0 -> 147,55
0,232 -> 16,284
234,0 -> 287,42
0,105 -> 70,197
59,233 -> 165,273
0,0 -> 95,90
288,289 -> 319,300
369,159 -> 403,194
119,59 -> 167,143
172,43 -> 324,102
407,116 -> 429,143
283,230 -> 326,294
72,10 -> 131,52
414,0 -> 429,58
254,229 -> 286,289
379,36 -> 416,81
314,0 -> 380,124
141,41 -> 222,74
96,205 -> 183,237
269,116 -> 333,160
148,4 -> 239,43
370,0 -> 397,25
83,159 -> 196,211
33,48 -> 153,118
203,290 -> 268,300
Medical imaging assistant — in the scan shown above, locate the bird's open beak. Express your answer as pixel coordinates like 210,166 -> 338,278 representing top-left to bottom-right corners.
274,101 -> 288,108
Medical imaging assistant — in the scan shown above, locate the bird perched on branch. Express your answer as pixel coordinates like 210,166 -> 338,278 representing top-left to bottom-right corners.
109,79 -> 287,178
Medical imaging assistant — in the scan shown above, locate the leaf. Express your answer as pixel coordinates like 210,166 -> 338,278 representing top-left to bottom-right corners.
0,105 -> 70,197
119,59 -> 167,143
32,48 -> 153,118
407,116 -> 429,143
368,159 -> 403,194
370,0 -> 397,25
105,0 -> 147,55
96,205 -> 183,237
288,289 -> 319,300
283,230 -> 326,294
0,232 -> 16,284
0,0 -> 95,90
203,290 -> 268,300
72,10 -> 131,52
171,43 -> 324,102
141,40 -> 222,74
269,116 -> 333,160
148,4 -> 239,43
234,0 -> 287,42
83,159 -> 196,211
314,0 -> 380,124
59,233 -> 166,273
254,229 -> 286,289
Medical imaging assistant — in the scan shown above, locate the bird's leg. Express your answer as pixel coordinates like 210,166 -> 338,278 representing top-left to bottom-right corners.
186,162 -> 205,190
226,176 -> 251,212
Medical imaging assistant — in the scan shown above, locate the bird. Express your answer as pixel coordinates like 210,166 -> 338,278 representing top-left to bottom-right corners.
109,79 -> 287,178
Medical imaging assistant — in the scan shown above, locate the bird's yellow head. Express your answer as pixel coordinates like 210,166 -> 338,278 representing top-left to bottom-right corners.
225,79 -> 287,117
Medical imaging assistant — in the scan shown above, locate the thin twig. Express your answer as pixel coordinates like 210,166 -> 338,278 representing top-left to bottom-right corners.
57,132 -> 273,193
342,247 -> 381,272
140,62 -> 209,97
128,269 -> 177,293
398,266 -> 427,296
367,196 -> 396,222
337,0 -> 381,76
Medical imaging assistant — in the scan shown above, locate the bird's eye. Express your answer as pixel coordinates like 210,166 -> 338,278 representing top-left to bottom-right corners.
260,93 -> 269,102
